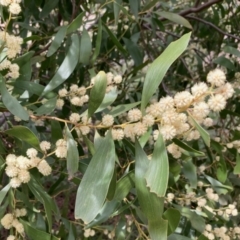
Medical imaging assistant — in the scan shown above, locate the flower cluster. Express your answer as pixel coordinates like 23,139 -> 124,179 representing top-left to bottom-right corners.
5,141 -> 52,188
1,208 -> 27,237
0,0 -> 21,15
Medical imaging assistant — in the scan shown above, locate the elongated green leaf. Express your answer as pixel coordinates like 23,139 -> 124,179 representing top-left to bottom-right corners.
47,26 -> 67,57
79,28 -> 92,64
5,126 -> 40,149
141,32 -> 191,111
42,34 -> 80,96
0,184 -> 10,205
67,12 -> 85,34
91,20 -> 102,63
168,234 -> 192,240
145,133 -> 169,197
129,0 -> 139,17
14,81 -> 44,96
0,77 -> 29,120
51,120 -> 62,143
163,208 -> 180,235
223,46 -> 240,58
234,152 -> 240,174
103,23 -> 128,55
213,56 -> 235,70
182,159 -> 197,188
21,220 -> 59,240
75,131 -> 115,223
88,71 -> 107,118
172,139 -> 205,157
114,0 -> 122,24
157,11 -> 192,29
39,0 -> 59,18
28,177 -> 59,231
189,116 -> 210,147
35,97 -> 57,115
135,140 -> 167,240
96,87 -> 118,113
142,0 -> 159,11
204,174 -> 232,194
216,155 -> 227,183
108,102 -> 140,117
65,125 -> 79,178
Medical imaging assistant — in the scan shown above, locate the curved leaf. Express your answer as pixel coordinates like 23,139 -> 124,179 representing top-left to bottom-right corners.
66,125 -> 79,179
75,131 -> 115,223
79,28 -> 92,64
141,32 -> 191,111
42,34 -> 80,96
145,133 -> 169,197
88,71 -> 107,118
0,77 -> 29,121
5,126 -> 40,149
35,97 -> 57,115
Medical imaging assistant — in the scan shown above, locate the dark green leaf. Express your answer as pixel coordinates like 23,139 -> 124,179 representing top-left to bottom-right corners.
39,0 -> 59,18
189,115 -> 210,147
75,131 -> 115,223
234,152 -> 240,174
67,12 -> 85,34
5,126 -> 40,149
88,71 -> 107,118
223,46 -> 240,58
142,0 -> 159,11
163,208 -> 180,235
213,56 -> 235,70
145,133 -> 169,197
182,159 -> 197,188
65,125 -> 79,178
47,26 -> 68,57
91,20 -> 102,63
172,139 -> 205,157
141,32 -> 191,111
35,97 -> 57,115
42,34 -> 80,96
114,0 -> 122,25
79,28 -> 92,64
0,77 -> 29,120
14,81 -> 44,96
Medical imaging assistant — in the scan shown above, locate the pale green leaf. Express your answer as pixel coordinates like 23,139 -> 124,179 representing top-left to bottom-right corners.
141,32 -> 191,111
35,97 -> 57,115
88,71 -> 107,118
42,34 -> 80,96
65,125 -> 79,178
108,102 -> 140,117
189,115 -> 210,147
0,184 -> 10,205
182,159 -> 197,188
163,208 -> 181,235
47,26 -> 67,57
0,77 -> 29,120
145,133 -> 169,197
75,131 -> 115,223
157,11 -> 192,29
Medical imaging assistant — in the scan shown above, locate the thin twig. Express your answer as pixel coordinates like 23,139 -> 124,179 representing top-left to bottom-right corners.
186,15 -> 240,41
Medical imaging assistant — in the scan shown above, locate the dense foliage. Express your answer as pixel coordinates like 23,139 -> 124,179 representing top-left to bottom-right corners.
0,0 -> 240,239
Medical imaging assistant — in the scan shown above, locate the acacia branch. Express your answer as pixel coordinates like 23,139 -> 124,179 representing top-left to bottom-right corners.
186,15 -> 240,41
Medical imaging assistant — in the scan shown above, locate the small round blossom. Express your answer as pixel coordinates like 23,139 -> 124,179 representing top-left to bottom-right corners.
16,156 -> 31,169
69,113 -> 81,123
128,108 -> 142,122
70,96 -> 84,106
191,82 -> 208,98
58,88 -> 68,97
142,114 -> 155,127
160,125 -> 176,141
15,208 -> 27,217
56,139 -> 67,147
203,117 -> 214,127
133,122 -> 147,136
197,198 -> 206,207
18,169 -> 31,183
102,114 -> 114,127
6,154 -> 17,166
167,143 -> 181,158
113,75 -> 122,84
193,102 -> 210,118
1,213 -> 14,229
174,91 -> 193,109
26,148 -> 38,158
217,82 -> 234,99
55,146 -> 67,158
159,96 -> 175,111
9,3 -> 21,15
40,141 -> 51,152
112,129 -> 124,141
79,126 -> 90,135
14,221 -> 24,234
37,160 -> 52,176
70,84 -> 78,93
106,72 -> 114,84
77,86 -> 86,96
124,125 -> 135,141
56,99 -> 64,110
208,94 -> 226,112
10,177 -> 21,188
5,165 -> 18,177
0,0 -> 12,6
207,68 -> 226,87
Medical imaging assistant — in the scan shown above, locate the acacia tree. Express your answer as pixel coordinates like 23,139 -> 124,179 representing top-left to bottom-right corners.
0,0 -> 240,239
